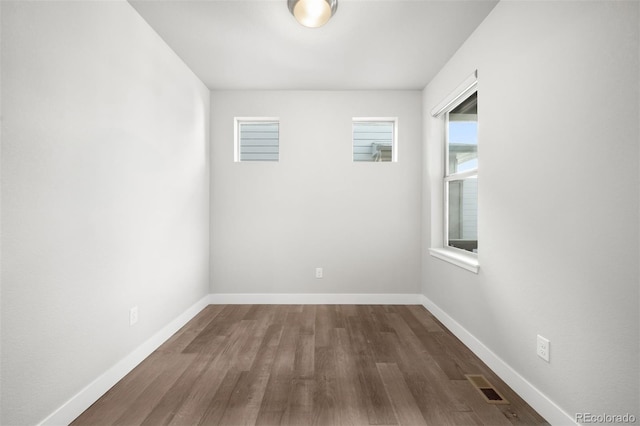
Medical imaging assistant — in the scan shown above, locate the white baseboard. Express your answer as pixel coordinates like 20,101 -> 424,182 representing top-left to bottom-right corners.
420,295 -> 575,426
38,294 -> 212,426
40,293 -> 569,426
209,293 -> 422,305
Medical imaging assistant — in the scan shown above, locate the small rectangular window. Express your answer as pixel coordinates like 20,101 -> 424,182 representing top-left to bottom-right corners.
352,118 -> 397,162
234,118 -> 279,162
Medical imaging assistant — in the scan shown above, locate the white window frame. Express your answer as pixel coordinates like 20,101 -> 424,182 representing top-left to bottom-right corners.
428,71 -> 479,273
352,117 -> 398,162
234,117 -> 280,162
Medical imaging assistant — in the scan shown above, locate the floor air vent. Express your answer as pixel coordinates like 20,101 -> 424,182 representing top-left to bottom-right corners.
465,374 -> 509,404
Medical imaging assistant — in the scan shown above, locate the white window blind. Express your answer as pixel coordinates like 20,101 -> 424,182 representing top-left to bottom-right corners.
235,119 -> 279,162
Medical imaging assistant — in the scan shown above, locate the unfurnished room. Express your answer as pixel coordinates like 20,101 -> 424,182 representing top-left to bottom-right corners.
1,0 -> 639,425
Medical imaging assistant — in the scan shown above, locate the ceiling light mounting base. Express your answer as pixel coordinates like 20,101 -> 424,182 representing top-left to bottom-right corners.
288,0 -> 338,28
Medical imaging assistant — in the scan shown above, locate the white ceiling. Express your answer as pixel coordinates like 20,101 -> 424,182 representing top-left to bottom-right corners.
129,0 -> 498,90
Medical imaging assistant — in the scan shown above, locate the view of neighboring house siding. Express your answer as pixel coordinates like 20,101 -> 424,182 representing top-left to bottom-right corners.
461,178 -> 477,240
353,121 -> 394,162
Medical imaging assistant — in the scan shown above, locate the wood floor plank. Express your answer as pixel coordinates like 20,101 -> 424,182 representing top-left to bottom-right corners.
217,323 -> 284,426
139,351 -> 220,426
299,304 -> 317,335
294,333 -> 315,379
311,345 -> 338,425
347,316 -> 398,425
182,304 -> 252,353
380,330 -> 460,426
433,331 -> 483,379
353,306 -> 396,363
314,305 -> 335,348
339,304 -> 358,317
333,327 -> 370,426
236,317 -> 272,372
406,304 -> 445,333
73,305 -> 548,426
376,362 -> 427,426
196,369 -> 243,425
370,305 -> 395,333
254,305 -> 286,328
281,378 -> 315,426
254,321 -> 300,425
71,353 -> 166,425
332,304 -> 347,329
384,313 -> 474,416
156,304 -> 226,354
394,306 -> 448,357
243,304 -> 266,320
450,410 -> 485,426
113,353 -> 196,425
165,361 -> 226,425
168,320 -> 256,425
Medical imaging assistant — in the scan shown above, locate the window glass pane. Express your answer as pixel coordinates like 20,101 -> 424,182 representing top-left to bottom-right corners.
239,121 -> 279,161
353,121 -> 394,162
448,92 -> 477,174
448,176 -> 478,253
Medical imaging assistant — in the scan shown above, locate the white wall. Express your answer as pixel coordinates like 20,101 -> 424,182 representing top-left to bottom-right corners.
0,1 -> 210,424
211,91 -> 422,295
423,0 -> 639,421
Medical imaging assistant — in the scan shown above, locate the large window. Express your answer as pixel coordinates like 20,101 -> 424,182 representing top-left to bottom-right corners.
445,92 -> 478,253
429,71 -> 478,273
234,118 -> 279,162
352,118 -> 397,162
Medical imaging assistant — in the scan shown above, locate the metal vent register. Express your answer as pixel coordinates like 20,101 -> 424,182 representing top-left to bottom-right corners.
465,374 -> 509,404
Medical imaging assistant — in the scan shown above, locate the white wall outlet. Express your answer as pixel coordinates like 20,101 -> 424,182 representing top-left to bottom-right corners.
537,334 -> 550,362
129,306 -> 139,326
315,267 -> 323,279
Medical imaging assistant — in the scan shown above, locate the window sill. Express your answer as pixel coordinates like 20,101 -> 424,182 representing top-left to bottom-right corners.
429,248 -> 479,274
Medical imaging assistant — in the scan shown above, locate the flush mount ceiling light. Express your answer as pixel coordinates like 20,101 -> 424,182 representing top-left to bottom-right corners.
288,0 -> 338,28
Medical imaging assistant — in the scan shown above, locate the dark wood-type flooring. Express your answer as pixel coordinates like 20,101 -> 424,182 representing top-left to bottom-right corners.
73,305 -> 548,425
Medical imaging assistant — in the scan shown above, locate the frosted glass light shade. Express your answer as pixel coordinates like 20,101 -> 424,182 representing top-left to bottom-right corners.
288,0 -> 338,28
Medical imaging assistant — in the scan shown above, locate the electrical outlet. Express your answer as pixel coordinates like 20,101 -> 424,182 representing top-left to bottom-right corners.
129,306 -> 139,326
315,267 -> 323,279
537,335 -> 549,362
